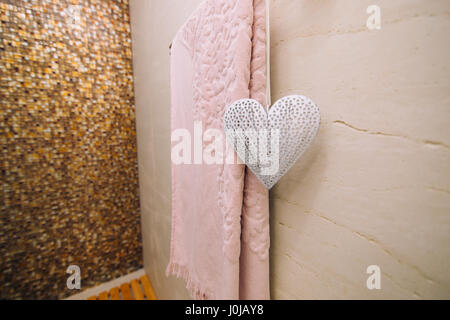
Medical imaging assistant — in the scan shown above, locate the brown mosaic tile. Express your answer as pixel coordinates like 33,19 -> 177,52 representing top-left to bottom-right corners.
0,0 -> 142,299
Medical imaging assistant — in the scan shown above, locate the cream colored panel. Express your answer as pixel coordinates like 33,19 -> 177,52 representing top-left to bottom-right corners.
269,0 -> 450,299
130,0 -> 206,300
130,0 -> 450,299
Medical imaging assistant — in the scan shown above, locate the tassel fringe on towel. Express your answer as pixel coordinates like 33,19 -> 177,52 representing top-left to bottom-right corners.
166,262 -> 214,300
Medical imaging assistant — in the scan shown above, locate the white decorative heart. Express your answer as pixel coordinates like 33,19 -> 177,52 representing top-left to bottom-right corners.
223,95 -> 320,189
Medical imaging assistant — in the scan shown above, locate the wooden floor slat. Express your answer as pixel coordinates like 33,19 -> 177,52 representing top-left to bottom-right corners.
97,291 -> 108,300
109,287 -> 120,300
87,273 -> 156,300
140,275 -> 157,300
130,279 -> 145,300
120,283 -> 133,300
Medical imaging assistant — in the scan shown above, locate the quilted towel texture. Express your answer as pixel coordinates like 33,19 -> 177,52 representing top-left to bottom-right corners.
167,0 -> 270,299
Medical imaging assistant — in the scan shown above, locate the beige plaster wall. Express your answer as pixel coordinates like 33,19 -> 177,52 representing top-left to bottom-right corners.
130,0 -> 450,299
130,0 -> 201,299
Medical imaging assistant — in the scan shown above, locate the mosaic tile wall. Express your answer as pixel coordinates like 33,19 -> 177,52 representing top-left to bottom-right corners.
0,0 -> 142,299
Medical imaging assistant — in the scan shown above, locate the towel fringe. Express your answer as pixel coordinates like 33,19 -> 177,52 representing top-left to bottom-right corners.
166,262 -> 214,300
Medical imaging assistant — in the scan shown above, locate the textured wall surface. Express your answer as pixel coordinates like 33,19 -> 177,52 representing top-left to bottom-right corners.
269,0 -> 450,299
130,0 -> 201,300
130,0 -> 450,299
0,0 -> 142,299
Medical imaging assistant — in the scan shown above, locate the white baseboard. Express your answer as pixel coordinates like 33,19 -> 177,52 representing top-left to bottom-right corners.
64,268 -> 146,300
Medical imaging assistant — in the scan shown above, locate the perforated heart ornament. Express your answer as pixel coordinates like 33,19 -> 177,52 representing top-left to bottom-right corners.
223,95 -> 320,189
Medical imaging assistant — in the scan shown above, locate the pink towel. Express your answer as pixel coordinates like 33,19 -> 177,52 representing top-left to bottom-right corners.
167,0 -> 269,300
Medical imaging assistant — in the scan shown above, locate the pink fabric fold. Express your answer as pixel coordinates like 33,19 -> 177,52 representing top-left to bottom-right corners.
167,0 -> 270,300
